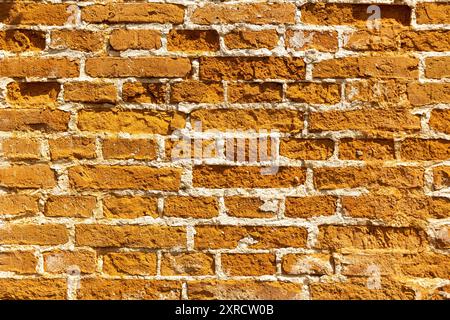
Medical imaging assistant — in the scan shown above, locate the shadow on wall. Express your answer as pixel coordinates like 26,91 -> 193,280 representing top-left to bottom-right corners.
0,1 -> 24,25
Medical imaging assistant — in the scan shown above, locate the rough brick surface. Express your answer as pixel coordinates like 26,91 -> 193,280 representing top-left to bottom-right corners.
0,0 -> 448,301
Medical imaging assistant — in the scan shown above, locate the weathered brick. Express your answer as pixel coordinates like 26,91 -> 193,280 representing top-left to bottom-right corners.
75,224 -> 186,249
345,80 -> 407,106
221,253 -> 276,276
408,83 -> 450,106
44,195 -> 96,218
400,30 -> 450,52
43,250 -> 96,274
103,252 -> 156,276
64,82 -> 117,104
0,279 -> 66,300
103,196 -> 158,219
78,279 -> 181,300
0,30 -> 45,52
435,226 -> 450,249
343,28 -> 399,52
85,57 -> 191,78
168,30 -> 220,52
193,165 -> 306,188
228,82 -> 282,103
416,2 -> 450,24
2,138 -> 41,160
164,196 -> 219,218
102,138 -> 157,160
69,166 -> 182,191
282,253 -> 333,276
110,29 -> 161,51
434,167 -> 450,190
190,109 -> 303,133
77,109 -> 185,134
49,137 -> 96,160
50,30 -> 104,52
0,251 -> 37,274
82,3 -> 185,24
316,225 -> 427,251
339,139 -> 395,160
161,252 -> 214,276
401,139 -> 450,160
426,57 -> 450,79
0,58 -> 79,78
195,225 -> 307,249
224,29 -> 278,49
6,82 -> 60,107
188,281 -> 302,300
301,3 -> 411,26
171,81 -> 223,104
224,197 -> 278,218
0,195 -> 39,216
191,3 -> 296,25
286,82 -> 340,104
313,166 -> 424,190
286,30 -> 338,52
280,139 -> 334,160
285,196 -> 337,218
200,57 -> 305,81
0,3 -> 70,26
0,109 -> 69,132
0,224 -> 68,245
0,165 -> 56,189
122,82 -> 166,104
430,109 -> 450,134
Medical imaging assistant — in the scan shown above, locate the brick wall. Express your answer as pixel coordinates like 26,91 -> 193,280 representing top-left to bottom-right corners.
0,0 -> 449,300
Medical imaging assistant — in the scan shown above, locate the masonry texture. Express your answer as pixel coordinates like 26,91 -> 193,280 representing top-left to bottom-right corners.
0,0 -> 449,300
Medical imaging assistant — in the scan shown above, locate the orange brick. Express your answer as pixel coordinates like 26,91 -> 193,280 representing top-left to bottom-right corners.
0,109 -> 69,132
339,139 -> 395,160
0,165 -> 56,189
75,224 -> 186,249
188,281 -> 302,300
2,138 -> 41,160
0,224 -> 68,245
195,225 -> 307,249
168,30 -> 220,52
49,137 -> 96,160
44,195 -> 96,218
426,57 -> 450,79
286,30 -> 338,52
122,82 -> 166,104
286,82 -> 341,104
103,196 -> 158,219
193,165 -> 306,188
191,3 -> 296,25
170,81 -> 224,103
224,197 -> 278,218
163,196 -> 219,218
345,80 -> 407,106
43,250 -> 96,274
400,30 -> 450,52
316,225 -> 427,251
430,109 -> 450,134
224,29 -> 278,49
64,82 -> 117,104
301,3 -> 411,26
190,108 -> 303,133
280,139 -> 334,160
416,2 -> 450,24
0,3 -> 70,25
282,253 -> 333,275
0,195 -> 39,216
102,138 -> 156,160
435,226 -> 450,249
407,83 -> 450,106
103,252 -> 156,276
313,56 -> 418,79
401,139 -> 450,160
6,82 -> 60,108
343,28 -> 399,52
200,57 -> 305,80
69,166 -> 181,191
50,30 -> 104,52
0,251 -> 37,274
85,57 -> 191,78
313,166 -> 424,190
82,3 -> 185,24
0,30 -> 45,52
228,82 -> 282,103
221,253 -> 276,276
0,58 -> 79,78
285,196 -> 337,218
161,252 -> 214,276
0,279 -> 66,300
434,166 -> 450,190
109,29 -> 161,51
77,109 -> 185,134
